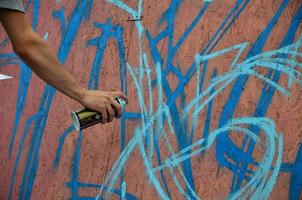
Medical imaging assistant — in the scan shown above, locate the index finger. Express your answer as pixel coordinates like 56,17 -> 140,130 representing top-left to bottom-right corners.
112,91 -> 128,104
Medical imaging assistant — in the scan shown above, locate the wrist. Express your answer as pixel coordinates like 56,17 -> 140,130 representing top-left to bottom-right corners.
73,87 -> 88,104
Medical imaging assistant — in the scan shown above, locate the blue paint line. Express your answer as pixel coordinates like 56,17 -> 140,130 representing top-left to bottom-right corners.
289,168 -> 302,200
115,28 -> 128,196
127,60 -> 172,198
8,112 -> 42,200
200,0 -> 248,55
115,25 -> 128,94
121,181 -> 126,200
172,2 -> 210,56
153,28 -> 170,44
180,39 -> 297,198
122,112 -> 141,119
85,17 -> 129,197
96,133 -> 140,199
32,0 -> 40,31
0,54 -> 20,67
66,182 -> 138,199
232,3 -> 301,192
148,0 -> 250,115
153,117 -> 282,199
198,61 -> 208,94
87,19 -> 113,90
168,64 -> 184,80
135,129 -> 170,200
153,127 -> 172,198
71,130 -> 83,199
245,5 -> 302,151
150,1 -> 215,194
24,87 -> 57,200
18,1 -> 93,199
200,69 -> 216,147
243,3 -> 302,150
214,0 -> 289,193
165,0 -> 180,73
157,0 -> 182,26
19,86 -> 54,200
0,53 -> 18,59
9,0 -> 41,157
146,1 -> 219,197
9,63 -> 32,157
188,61 -> 209,146
245,10 -> 302,152
54,125 -> 75,168
207,0 -> 250,54
52,7 -> 67,36
280,144 -> 302,200
145,31 -> 164,67
180,87 -> 187,129
2,61 -> 20,66
120,115 -> 126,191
181,0 -> 250,85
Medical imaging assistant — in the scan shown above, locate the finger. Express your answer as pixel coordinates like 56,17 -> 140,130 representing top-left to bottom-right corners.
112,91 -> 128,104
101,108 -> 108,124
110,97 -> 122,118
107,104 -> 115,122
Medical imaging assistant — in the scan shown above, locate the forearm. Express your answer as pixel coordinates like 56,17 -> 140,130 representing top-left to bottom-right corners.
17,36 -> 87,103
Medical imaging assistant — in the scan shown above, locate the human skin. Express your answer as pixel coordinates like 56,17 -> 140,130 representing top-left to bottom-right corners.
0,9 -> 128,124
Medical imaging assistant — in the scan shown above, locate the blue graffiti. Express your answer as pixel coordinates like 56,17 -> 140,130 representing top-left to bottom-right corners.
53,16 -> 138,199
96,0 -> 301,199
1,0 -> 301,199
7,1 -> 93,199
281,144 -> 302,200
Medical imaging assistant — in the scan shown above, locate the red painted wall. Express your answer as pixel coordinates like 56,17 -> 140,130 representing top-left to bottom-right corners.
0,0 -> 301,199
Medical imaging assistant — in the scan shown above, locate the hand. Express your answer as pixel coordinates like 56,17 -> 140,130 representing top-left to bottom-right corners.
79,89 -> 128,124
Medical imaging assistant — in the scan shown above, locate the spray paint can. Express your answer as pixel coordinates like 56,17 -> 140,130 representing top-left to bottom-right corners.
71,98 -> 126,131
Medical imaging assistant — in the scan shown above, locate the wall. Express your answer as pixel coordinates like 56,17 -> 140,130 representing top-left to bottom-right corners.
0,0 -> 301,199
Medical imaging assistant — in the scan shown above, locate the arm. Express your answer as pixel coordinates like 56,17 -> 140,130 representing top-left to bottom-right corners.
0,9 -> 127,124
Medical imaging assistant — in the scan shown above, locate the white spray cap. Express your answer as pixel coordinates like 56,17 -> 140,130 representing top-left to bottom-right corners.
116,98 -> 126,110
